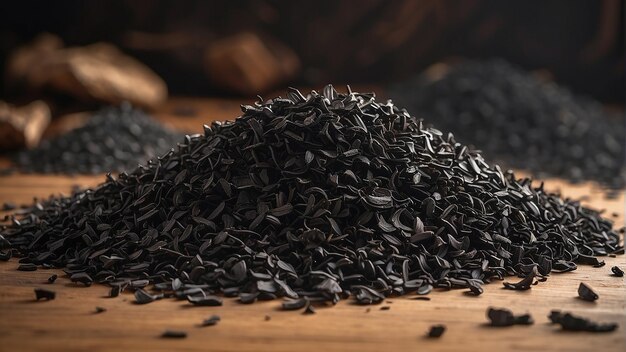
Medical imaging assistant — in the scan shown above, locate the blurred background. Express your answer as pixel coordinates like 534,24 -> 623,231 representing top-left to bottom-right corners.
0,0 -> 624,190
0,0 -> 623,100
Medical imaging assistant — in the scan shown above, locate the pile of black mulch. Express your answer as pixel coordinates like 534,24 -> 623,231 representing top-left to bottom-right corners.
11,103 -> 181,174
388,60 -> 626,191
0,86 -> 622,307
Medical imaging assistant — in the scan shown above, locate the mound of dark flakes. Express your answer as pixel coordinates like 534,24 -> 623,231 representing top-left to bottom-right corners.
388,60 -> 626,191
12,103 -> 181,174
0,86 -> 623,308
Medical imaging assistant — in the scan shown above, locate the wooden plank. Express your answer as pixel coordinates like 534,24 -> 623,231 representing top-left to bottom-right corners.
0,254 -> 624,352
0,97 -> 624,352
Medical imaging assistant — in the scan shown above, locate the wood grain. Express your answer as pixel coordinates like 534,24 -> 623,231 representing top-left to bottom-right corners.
0,97 -> 624,352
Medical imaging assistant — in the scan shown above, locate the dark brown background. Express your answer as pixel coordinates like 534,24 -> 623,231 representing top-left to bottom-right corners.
0,0 -> 624,101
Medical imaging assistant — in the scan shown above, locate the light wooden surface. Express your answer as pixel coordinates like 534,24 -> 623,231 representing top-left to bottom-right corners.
0,97 -> 624,352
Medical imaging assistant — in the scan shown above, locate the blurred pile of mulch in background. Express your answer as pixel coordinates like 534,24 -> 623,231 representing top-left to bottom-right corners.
0,0 -> 623,100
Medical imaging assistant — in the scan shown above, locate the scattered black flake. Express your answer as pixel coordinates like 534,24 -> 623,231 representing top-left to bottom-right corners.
265,315 -> 271,321
577,282 -> 599,302
95,306 -> 107,314
427,325 -> 446,338
201,315 -> 221,326
353,286 -> 385,305
411,297 -> 431,301
13,103 -> 181,174
1,86 -> 622,309
487,308 -> 515,327
552,260 -> 578,273
502,268 -> 537,291
187,295 -> 223,306
2,202 -> 16,211
17,263 -> 37,271
466,280 -> 484,295
549,310 -> 618,332
34,288 -> 55,300
161,330 -> 187,338
282,298 -> 308,311
417,284 -> 433,296
135,288 -> 162,304
110,285 -> 121,298
487,308 -> 532,327
513,314 -> 534,325
0,247 -> 11,261
577,254 -> 605,267
238,292 -> 258,304
70,273 -> 93,286
389,59 -> 626,189
548,310 -> 563,324
47,274 -> 58,283
303,302 -> 316,315
380,306 -> 391,311
130,279 -> 150,289
611,266 -> 624,277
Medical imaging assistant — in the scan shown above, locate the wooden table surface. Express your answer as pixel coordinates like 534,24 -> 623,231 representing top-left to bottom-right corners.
0,97 -> 624,352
